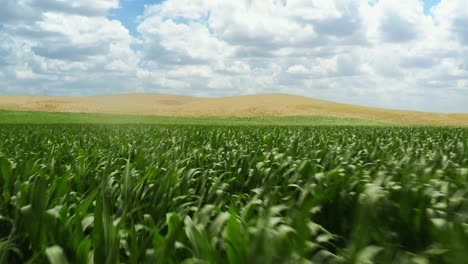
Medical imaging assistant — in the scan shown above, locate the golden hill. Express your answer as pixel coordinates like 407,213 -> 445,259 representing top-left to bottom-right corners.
0,93 -> 466,126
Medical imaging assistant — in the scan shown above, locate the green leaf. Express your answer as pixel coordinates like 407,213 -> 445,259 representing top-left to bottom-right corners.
45,245 -> 69,264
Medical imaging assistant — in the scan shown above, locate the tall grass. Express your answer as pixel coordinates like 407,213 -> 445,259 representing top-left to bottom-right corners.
0,125 -> 467,263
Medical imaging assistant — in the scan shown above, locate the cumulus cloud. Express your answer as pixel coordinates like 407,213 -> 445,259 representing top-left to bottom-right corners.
0,0 -> 139,95
373,0 -> 427,43
432,1 -> 468,46
0,0 -> 38,23
0,0 -> 467,112
138,18 -> 231,65
0,0 -> 118,23
133,0 -> 466,112
28,12 -> 133,61
31,0 -> 119,16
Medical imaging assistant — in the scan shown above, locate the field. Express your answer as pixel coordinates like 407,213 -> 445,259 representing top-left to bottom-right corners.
0,110 -> 385,126
1,123 -> 467,263
1,93 -> 467,126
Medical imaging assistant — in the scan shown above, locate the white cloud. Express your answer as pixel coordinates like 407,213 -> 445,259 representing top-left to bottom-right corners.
0,0 -> 118,23
0,1 -> 138,96
0,0 -> 467,112
19,12 -> 132,63
167,65 -> 212,78
138,18 -> 231,64
371,0 -> 428,43
287,65 -> 311,75
432,0 -> 468,45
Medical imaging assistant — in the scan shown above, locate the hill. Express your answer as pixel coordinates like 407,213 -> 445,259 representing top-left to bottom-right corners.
0,93 -> 466,126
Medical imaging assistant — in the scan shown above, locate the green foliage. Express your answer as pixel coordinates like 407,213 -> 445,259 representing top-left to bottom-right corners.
0,125 -> 467,263
0,110 -> 385,126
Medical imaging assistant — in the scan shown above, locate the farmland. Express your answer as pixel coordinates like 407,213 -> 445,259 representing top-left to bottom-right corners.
1,93 -> 467,126
0,110 -> 384,126
0,124 -> 467,263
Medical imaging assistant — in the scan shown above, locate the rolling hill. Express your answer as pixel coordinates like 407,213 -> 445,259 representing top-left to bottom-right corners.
0,93 -> 466,126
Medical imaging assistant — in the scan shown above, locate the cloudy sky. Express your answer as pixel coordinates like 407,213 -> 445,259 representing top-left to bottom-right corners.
0,0 -> 467,112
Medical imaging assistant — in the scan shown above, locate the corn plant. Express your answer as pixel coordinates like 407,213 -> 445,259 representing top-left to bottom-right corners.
0,125 -> 467,263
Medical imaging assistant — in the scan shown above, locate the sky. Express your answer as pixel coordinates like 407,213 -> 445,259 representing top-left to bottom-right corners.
0,0 -> 467,113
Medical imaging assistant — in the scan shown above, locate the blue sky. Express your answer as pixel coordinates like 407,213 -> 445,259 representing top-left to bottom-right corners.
0,0 -> 467,113
423,0 -> 440,13
111,0 -> 160,36
115,0 -> 441,35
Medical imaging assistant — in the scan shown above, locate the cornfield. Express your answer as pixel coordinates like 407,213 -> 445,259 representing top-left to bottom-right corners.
0,125 -> 467,263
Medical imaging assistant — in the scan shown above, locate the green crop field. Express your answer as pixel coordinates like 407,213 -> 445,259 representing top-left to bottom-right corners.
0,110 -> 387,126
1,124 -> 467,263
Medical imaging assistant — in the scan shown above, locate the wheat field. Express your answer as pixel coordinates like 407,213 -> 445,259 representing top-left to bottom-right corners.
0,93 -> 466,126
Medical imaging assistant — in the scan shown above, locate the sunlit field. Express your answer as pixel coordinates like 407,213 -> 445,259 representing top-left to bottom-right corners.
1,124 -> 467,263
2,0 -> 468,263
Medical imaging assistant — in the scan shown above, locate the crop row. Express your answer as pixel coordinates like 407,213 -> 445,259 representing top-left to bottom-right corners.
0,125 -> 467,263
